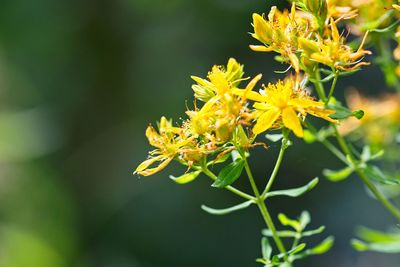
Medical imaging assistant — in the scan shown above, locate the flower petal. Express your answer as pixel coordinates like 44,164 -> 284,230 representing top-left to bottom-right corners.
135,156 -> 173,176
249,45 -> 274,52
282,107 -> 303,137
253,108 -> 280,135
134,155 -> 165,175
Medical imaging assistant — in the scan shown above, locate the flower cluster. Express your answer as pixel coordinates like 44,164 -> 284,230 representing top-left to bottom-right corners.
135,1 -> 400,265
251,2 -> 371,74
135,58 -> 336,176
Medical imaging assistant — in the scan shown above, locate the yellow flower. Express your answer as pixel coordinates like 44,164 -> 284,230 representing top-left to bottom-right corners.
328,0 -> 396,34
250,4 -> 316,72
234,76 -> 337,137
187,58 -> 262,142
326,0 -> 358,20
191,58 -> 244,102
299,18 -> 371,71
134,117 -> 195,176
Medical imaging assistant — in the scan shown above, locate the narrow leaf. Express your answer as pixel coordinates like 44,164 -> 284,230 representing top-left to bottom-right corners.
272,244 -> 306,261
261,237 -> 273,260
265,178 -> 319,198
364,165 -> 400,185
351,239 -> 400,253
201,200 -> 254,215
212,159 -> 245,188
307,236 -> 334,255
278,213 -> 301,232
323,167 -> 353,182
302,226 -> 326,237
263,226 -> 325,239
299,211 -> 311,230
328,103 -> 364,120
169,170 -> 201,184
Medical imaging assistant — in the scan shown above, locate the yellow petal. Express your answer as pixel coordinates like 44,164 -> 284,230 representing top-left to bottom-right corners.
253,102 -> 272,111
298,38 -> 320,55
330,18 -> 340,42
169,170 -> 201,184
134,155 -> 165,175
253,108 -> 280,135
282,107 -> 303,137
289,98 -> 324,108
244,74 -> 262,97
310,53 -> 334,66
145,126 -> 161,147
249,45 -> 274,52
307,107 -> 338,123
232,88 -> 266,102
252,13 -> 272,43
288,53 -> 300,73
135,157 -> 173,176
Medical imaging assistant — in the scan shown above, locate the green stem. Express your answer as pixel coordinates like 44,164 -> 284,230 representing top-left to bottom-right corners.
201,166 -> 255,201
304,121 -> 348,164
331,125 -> 400,221
319,138 -> 348,164
262,132 -> 288,198
313,69 -> 327,102
311,75 -> 400,221
374,35 -> 400,91
242,156 -> 289,260
325,72 -> 338,105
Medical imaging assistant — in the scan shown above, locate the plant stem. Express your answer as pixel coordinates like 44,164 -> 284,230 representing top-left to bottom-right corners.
311,76 -> 400,222
262,132 -> 288,198
242,156 -> 289,259
325,72 -> 338,105
313,69 -> 327,102
331,125 -> 400,221
373,33 -> 400,91
201,166 -> 255,201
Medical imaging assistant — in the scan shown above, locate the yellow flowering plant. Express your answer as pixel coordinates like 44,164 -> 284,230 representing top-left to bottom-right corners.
135,0 -> 400,265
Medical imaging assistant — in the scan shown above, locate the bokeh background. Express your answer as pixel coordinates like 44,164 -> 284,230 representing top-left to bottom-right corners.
0,0 -> 399,266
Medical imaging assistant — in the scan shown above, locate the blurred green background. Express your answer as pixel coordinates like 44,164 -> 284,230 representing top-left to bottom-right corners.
0,0 -> 398,266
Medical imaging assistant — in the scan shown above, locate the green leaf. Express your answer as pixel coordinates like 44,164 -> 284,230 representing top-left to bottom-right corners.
356,226 -> 400,243
272,244 -> 306,262
328,102 -> 364,120
299,211 -> 311,230
212,159 -> 244,188
265,178 -> 319,198
289,243 -> 306,255
278,213 -> 301,232
307,236 -> 334,255
262,226 -> 325,238
261,237 -> 273,260
364,165 -> 400,185
302,226 -> 326,237
293,236 -> 334,260
323,166 -> 353,182
169,170 -> 201,184
201,200 -> 254,215
351,239 -> 400,253
262,229 -> 298,238
265,133 -> 283,142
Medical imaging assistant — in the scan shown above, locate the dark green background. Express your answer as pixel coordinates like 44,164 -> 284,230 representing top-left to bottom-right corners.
0,0 -> 398,266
